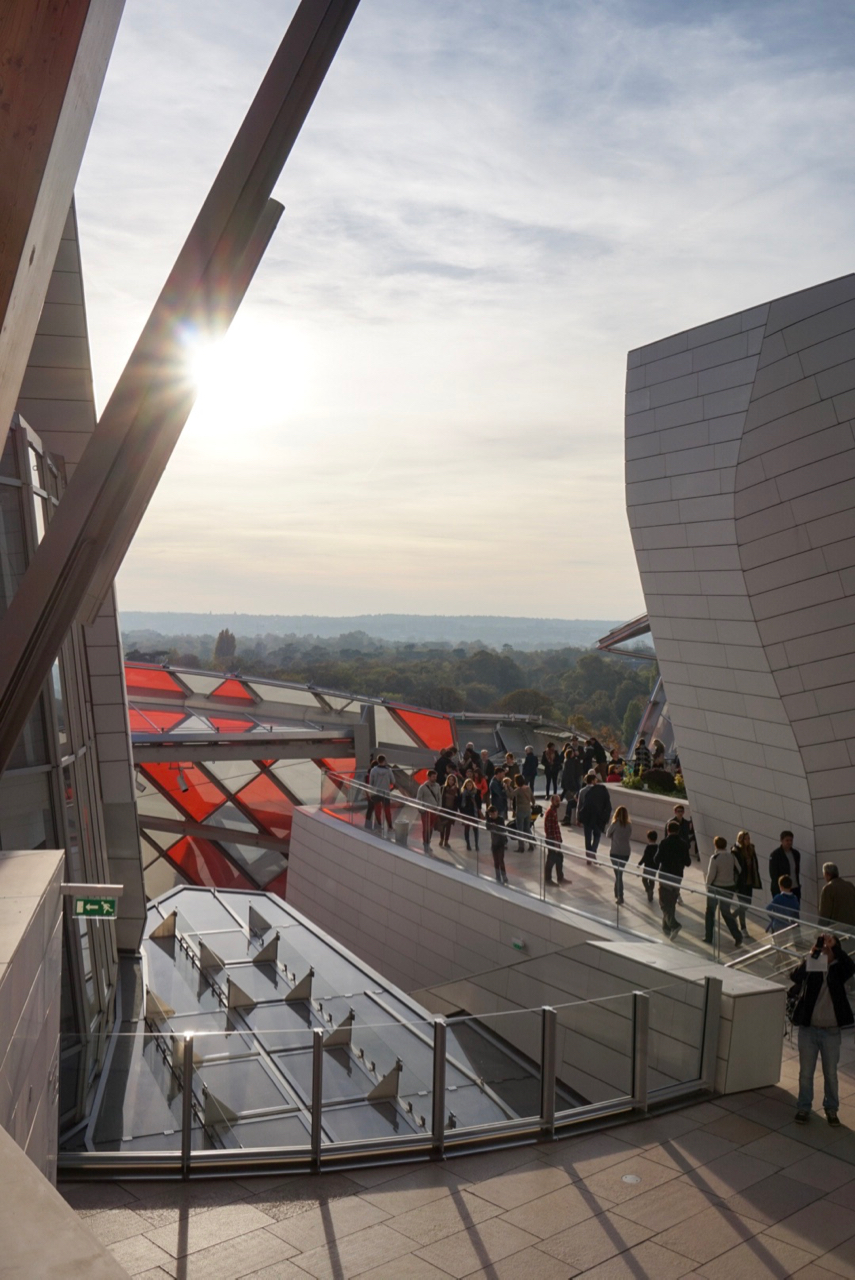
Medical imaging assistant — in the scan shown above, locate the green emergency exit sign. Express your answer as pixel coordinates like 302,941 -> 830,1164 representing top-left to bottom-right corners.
74,897 -> 117,919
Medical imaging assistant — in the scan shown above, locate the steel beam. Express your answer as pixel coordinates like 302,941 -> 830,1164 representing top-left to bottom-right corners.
0,0 -> 361,779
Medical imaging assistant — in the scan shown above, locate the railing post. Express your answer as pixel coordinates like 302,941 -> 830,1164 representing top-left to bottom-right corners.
700,976 -> 722,1091
631,991 -> 649,1112
540,1006 -> 557,1138
432,1017 -> 447,1160
181,1034 -> 194,1181
311,1027 -> 324,1169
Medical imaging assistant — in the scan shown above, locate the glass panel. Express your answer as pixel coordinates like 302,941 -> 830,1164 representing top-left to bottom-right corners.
140,762 -> 227,821
0,429 -> 18,479
208,715 -> 255,733
0,767 -> 53,849
648,984 -> 705,1093
267,758 -> 323,805
444,1009 -> 543,1129
202,759 -> 261,788
215,841 -> 285,888
6,696 -> 49,769
394,707 -> 455,751
373,704 -> 417,748
556,992 -> 635,1112
178,672 -> 224,696
124,664 -> 186,697
78,920 -> 95,1006
248,682 -> 322,707
128,708 -> 187,734
32,493 -> 46,543
211,678 -> 255,702
164,836 -> 253,890
51,659 -> 68,752
0,482 -> 27,619
234,774 -> 294,840
28,445 -> 43,489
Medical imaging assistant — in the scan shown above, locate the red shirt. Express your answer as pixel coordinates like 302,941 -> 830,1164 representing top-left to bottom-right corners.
544,806 -> 562,844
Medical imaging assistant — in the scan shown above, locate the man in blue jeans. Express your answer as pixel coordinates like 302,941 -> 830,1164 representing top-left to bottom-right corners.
789,933 -> 855,1126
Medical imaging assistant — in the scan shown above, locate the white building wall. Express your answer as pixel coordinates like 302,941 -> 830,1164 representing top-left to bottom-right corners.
627,274 -> 855,911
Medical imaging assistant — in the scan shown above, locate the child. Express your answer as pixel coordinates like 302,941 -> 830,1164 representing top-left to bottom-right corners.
766,874 -> 801,934
639,830 -> 658,902
485,805 -> 509,886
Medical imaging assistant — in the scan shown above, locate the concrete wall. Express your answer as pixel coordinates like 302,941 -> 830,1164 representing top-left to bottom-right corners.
0,849 -> 64,1181
287,809 -> 784,1098
626,274 -> 855,912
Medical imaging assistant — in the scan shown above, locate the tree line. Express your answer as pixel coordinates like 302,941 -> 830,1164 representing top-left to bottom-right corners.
123,628 -> 657,749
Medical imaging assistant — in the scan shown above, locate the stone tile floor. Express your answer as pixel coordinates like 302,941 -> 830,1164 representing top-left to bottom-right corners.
61,1032 -> 855,1279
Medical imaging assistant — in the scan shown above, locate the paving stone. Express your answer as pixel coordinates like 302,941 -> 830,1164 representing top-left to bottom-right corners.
500,1182 -> 615,1239
414,1217 -> 540,1278
678,1149 -> 779,1198
535,1131 -> 639,1177
791,1267 -> 846,1280
462,1159 -> 573,1211
642,1128 -> 738,1173
85,1208 -> 153,1247
723,1171 -> 827,1226
612,1113 -> 700,1149
172,1228 -> 299,1280
576,1238 -> 695,1280
360,1165 -> 468,1217
445,1146 -> 531,1183
357,1256 -> 453,1279
695,1232 -> 818,1280
765,1199 -> 855,1256
654,1204 -> 766,1263
815,1234 -> 855,1279
537,1209 -> 653,1270
458,1245 -> 574,1279
266,1194 -> 390,1252
739,1131 -> 818,1169
144,1203 -> 277,1258
60,1182 -> 141,1214
293,1222 -> 416,1279
611,1179 -> 715,1232
702,1113 -> 773,1145
580,1153 -> 683,1204
107,1233 -> 177,1277
786,1150 -> 855,1193
386,1188 -> 503,1246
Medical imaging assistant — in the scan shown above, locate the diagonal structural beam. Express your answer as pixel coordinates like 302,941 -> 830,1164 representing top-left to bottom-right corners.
0,0 -> 361,779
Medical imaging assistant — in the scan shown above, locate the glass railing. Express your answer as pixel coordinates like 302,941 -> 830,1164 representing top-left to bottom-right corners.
58,971 -> 719,1179
317,771 -> 855,969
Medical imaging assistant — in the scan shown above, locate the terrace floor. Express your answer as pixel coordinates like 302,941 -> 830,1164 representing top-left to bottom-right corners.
60,1031 -> 855,1279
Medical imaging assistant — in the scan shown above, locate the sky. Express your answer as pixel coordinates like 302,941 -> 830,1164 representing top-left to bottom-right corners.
75,0 -> 855,621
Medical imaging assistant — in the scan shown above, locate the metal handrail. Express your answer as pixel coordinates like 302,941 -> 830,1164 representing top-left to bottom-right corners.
58,975 -> 722,1181
327,772 -> 855,950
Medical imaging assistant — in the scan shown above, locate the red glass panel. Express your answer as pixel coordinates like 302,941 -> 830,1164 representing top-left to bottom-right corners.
128,709 -> 186,734
165,836 -> 252,889
235,773 -> 294,839
211,678 -> 255,702
413,768 -> 430,785
125,664 -> 185,698
140,762 -> 226,822
208,715 -> 254,733
394,707 -> 455,751
265,868 -> 289,900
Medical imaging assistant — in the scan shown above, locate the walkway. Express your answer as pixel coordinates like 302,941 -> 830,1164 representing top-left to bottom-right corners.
61,1032 -> 855,1279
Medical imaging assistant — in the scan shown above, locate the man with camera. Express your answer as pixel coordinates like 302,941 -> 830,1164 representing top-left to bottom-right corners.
789,933 -> 855,1126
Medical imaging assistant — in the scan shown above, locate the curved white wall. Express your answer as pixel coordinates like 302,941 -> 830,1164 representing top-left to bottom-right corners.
626,275 -> 855,911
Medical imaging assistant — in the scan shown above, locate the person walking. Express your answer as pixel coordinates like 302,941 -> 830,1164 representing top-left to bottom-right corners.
819,863 -> 855,930
733,830 -> 762,935
638,830 -> 659,903
576,771 -> 612,861
589,737 -> 608,782
511,775 -> 534,852
458,777 -> 482,852
560,749 -> 583,826
485,806 -> 509,885
704,836 -> 743,947
673,804 -> 698,861
438,774 -> 459,849
789,933 -> 855,1126
770,830 -> 802,901
766,875 -> 801,934
654,820 -> 692,938
606,806 -> 632,904
541,742 -> 562,797
543,794 -> 567,885
521,745 -> 539,794
480,748 -> 495,780
488,766 -> 509,821
416,770 -> 442,849
367,754 -> 396,834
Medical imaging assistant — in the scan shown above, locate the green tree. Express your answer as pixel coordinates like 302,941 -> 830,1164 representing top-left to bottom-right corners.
495,689 -> 557,718
214,628 -> 236,662
621,697 -> 646,751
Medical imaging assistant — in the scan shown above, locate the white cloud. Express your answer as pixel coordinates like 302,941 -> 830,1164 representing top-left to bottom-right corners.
74,0 -> 855,619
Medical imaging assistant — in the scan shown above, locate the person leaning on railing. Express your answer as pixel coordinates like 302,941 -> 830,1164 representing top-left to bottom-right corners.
819,863 -> 855,931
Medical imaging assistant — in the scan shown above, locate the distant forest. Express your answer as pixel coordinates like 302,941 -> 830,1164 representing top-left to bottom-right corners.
123,626 -> 657,749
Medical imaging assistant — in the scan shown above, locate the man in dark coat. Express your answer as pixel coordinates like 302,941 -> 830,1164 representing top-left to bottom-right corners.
576,771 -> 612,861
770,830 -> 802,900
654,820 -> 692,937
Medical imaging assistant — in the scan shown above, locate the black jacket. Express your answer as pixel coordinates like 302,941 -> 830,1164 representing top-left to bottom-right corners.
790,947 -> 855,1028
577,781 -> 611,829
561,756 -> 583,793
521,754 -> 539,784
770,844 -> 801,892
654,835 -> 691,882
